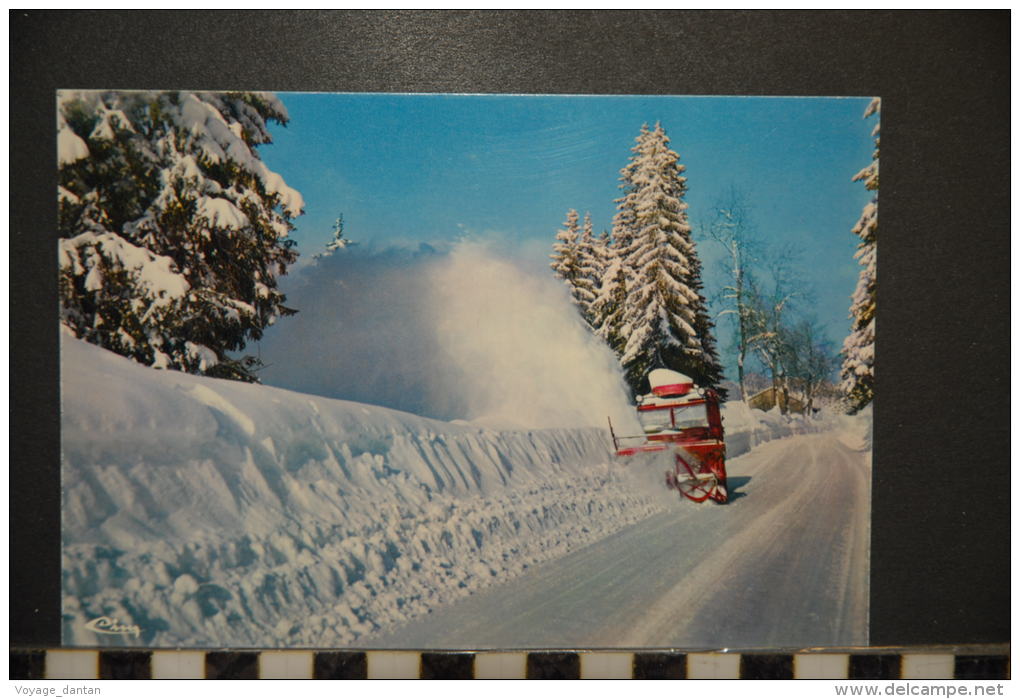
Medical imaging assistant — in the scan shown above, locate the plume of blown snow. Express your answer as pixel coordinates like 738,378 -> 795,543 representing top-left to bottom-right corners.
425,239 -> 636,430
259,237 -> 638,432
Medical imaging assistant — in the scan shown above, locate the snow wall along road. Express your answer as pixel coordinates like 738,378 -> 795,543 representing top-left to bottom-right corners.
60,335 -> 664,648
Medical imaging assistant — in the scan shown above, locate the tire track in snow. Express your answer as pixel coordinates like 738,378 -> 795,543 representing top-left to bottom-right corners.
365,430 -> 870,649
623,433 -> 869,648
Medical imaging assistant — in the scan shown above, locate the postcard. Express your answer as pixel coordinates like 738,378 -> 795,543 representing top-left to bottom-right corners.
58,91 -> 877,649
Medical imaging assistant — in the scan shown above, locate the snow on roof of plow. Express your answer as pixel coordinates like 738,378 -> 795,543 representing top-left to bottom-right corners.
648,368 -> 695,396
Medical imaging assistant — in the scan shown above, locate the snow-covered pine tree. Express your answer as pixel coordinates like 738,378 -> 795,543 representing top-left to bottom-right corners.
313,214 -> 356,259
586,227 -> 611,333
550,208 -> 580,279
610,125 -> 644,257
550,208 -> 597,318
573,212 -> 599,324
590,127 -> 651,357
840,98 -> 879,412
686,249 -> 727,395
58,91 -> 303,382
592,229 -> 612,290
615,123 -> 725,395
590,230 -> 628,354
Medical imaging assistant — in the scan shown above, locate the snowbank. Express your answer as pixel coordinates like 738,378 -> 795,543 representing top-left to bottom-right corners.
60,336 -> 660,648
61,334 -> 861,648
721,400 -> 847,459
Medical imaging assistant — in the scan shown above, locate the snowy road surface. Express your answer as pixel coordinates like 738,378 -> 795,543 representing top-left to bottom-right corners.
367,430 -> 870,649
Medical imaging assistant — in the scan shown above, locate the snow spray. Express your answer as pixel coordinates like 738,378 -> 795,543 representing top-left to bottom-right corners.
260,238 -> 638,431
613,449 -> 694,510
425,238 -> 638,430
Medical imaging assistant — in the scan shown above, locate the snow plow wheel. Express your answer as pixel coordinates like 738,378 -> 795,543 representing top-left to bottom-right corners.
676,474 -> 718,503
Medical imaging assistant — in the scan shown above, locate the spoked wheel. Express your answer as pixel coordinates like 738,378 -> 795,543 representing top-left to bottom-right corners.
668,452 -> 728,504
676,473 -> 719,503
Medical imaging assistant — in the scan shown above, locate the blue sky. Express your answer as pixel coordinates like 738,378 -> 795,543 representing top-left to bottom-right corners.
259,93 -> 875,376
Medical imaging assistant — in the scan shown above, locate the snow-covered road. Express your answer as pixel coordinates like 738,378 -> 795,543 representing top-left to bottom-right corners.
367,430 -> 870,649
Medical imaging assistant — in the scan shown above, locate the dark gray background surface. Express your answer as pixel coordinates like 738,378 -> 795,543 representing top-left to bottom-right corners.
11,10 -> 1009,648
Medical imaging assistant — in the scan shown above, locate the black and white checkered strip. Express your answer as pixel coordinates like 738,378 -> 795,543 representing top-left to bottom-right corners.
9,649 -> 1009,679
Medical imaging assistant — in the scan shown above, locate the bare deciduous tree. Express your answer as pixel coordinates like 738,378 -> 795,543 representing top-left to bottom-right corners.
702,188 -> 761,402
746,248 -> 802,414
782,316 -> 840,414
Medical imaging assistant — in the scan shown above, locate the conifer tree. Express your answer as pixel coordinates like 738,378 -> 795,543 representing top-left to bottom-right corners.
614,123 -> 725,394
686,249 -> 727,394
58,90 -> 303,382
590,233 -> 628,354
840,98 -> 879,411
313,214 -> 356,260
591,229 -> 612,290
590,126 -> 650,357
550,208 -> 580,279
550,208 -> 597,318
573,212 -> 599,324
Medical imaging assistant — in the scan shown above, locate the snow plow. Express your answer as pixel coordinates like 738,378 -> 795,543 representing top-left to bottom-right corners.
609,369 -> 728,504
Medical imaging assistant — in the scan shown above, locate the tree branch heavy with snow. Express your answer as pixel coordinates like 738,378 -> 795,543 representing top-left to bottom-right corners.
58,90 -> 304,382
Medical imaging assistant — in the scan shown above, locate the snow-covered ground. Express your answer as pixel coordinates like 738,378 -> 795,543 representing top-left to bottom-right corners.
61,334 -> 866,648
61,335 -> 653,647
367,429 -> 871,649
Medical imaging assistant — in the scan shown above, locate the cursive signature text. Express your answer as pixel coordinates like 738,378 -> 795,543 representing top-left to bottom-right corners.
84,616 -> 140,637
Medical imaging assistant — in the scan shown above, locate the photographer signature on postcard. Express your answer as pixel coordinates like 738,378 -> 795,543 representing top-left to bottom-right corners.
84,616 -> 140,637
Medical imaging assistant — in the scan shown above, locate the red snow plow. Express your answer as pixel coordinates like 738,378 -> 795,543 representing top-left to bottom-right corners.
609,369 -> 728,504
